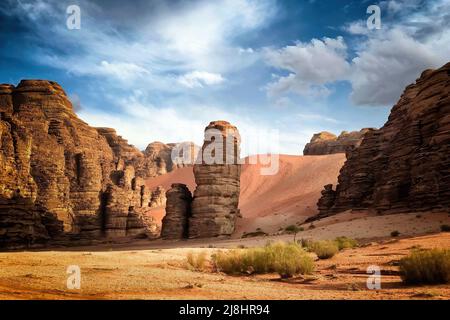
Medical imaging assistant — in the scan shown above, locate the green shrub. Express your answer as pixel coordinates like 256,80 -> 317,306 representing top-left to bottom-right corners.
440,225 -> 450,232
334,236 -> 359,250
309,240 -> 339,259
270,243 -> 314,278
212,242 -> 314,278
285,225 -> 303,241
285,225 -> 302,232
186,251 -> 208,271
399,249 -> 450,284
391,230 -> 400,237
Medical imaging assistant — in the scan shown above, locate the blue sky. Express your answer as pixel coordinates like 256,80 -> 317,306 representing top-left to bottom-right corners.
1,0 -> 449,154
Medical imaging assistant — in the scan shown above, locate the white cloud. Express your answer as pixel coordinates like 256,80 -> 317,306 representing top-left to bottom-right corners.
5,0 -> 275,90
264,36 -> 350,97
343,20 -> 369,35
349,28 -> 448,106
265,0 -> 450,106
177,71 -> 225,88
97,61 -> 149,81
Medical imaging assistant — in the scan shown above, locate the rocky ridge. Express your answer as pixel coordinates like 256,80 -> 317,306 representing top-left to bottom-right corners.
303,129 -> 375,156
0,80 -> 166,248
315,63 -> 450,218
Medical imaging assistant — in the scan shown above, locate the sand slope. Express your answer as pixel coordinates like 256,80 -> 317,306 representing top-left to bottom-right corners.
145,154 -> 346,235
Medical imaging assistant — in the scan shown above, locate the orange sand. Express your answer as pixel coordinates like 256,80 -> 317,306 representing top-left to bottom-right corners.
145,154 -> 346,235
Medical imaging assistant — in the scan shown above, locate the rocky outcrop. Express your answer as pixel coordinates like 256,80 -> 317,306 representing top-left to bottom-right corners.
0,110 -> 57,247
316,63 -> 450,218
0,80 -> 159,248
161,184 -> 192,239
303,129 -> 374,155
137,141 -> 199,177
96,127 -> 144,171
149,186 -> 166,208
189,121 -> 241,238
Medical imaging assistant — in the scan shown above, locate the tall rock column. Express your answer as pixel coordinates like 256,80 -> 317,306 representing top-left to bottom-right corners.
189,121 -> 241,238
161,184 -> 192,239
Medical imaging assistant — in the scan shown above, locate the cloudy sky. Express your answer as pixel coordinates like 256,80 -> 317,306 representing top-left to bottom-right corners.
1,0 -> 449,154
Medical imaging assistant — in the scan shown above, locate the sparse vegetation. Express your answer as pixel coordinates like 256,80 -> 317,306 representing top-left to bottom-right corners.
440,224 -> 450,232
299,238 -> 313,248
334,236 -> 359,250
212,242 -> 314,278
186,251 -> 209,271
241,230 -> 267,238
399,249 -> 450,285
391,230 -> 400,237
307,240 -> 339,259
285,225 -> 304,241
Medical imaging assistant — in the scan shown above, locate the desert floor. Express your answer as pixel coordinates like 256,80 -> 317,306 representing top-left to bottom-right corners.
1,230 -> 449,300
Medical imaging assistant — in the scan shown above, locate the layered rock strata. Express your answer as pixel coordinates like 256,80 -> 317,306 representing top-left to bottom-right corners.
303,129 -> 374,155
0,80 -> 159,248
138,141 -> 200,177
149,186 -> 166,208
161,184 -> 192,239
189,121 -> 241,238
316,63 -> 450,218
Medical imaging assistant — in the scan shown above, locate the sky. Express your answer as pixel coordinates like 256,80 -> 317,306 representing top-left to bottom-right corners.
1,0 -> 449,155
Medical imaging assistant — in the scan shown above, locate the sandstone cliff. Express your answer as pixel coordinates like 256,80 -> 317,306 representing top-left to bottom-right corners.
303,129 -> 374,155
315,63 -> 450,218
0,80 -> 160,248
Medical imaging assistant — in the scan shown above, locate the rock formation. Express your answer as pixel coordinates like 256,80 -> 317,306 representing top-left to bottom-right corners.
149,186 -> 166,208
303,129 -> 374,155
0,80 -> 160,248
188,121 -> 241,238
137,141 -> 199,177
161,184 -> 192,239
315,63 -> 450,218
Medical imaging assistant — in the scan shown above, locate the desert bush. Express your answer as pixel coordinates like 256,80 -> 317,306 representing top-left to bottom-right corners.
334,236 -> 359,250
299,238 -> 313,248
391,230 -> 400,237
399,249 -> 450,284
440,225 -> 450,232
308,240 -> 339,259
212,242 -> 314,278
285,225 -> 303,232
186,251 -> 209,271
285,225 -> 304,241
270,242 -> 314,278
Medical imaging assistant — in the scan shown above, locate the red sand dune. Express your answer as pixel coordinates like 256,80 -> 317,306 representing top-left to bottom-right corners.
145,154 -> 346,235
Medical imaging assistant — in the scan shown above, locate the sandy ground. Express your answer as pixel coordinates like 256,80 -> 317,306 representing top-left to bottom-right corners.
145,154 -> 346,235
0,232 -> 449,300
1,154 -> 448,300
